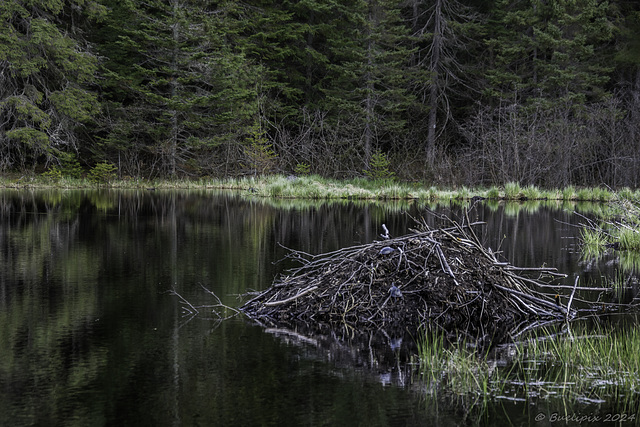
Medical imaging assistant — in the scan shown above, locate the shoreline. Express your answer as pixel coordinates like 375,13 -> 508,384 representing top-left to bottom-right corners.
0,173 -> 635,202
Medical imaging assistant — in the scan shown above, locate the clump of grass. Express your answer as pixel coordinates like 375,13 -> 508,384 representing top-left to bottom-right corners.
416,329 -> 498,397
376,183 -> 411,200
454,186 -> 471,200
618,228 -> 640,251
580,228 -> 609,256
561,186 -> 576,201
618,187 -> 638,202
416,324 -> 640,416
593,187 -> 613,202
521,184 -> 543,200
515,325 -> 640,413
485,186 -> 500,199
503,182 -> 522,199
577,191 -> 640,268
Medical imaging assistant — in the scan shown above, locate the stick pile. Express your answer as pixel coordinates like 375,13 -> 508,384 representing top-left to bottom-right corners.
241,217 -> 569,337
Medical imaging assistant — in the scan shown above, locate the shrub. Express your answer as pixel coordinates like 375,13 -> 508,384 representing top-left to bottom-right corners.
42,167 -> 63,182
364,150 -> 395,180
42,152 -> 84,182
294,162 -> 311,175
58,152 -> 83,178
243,125 -> 277,175
88,161 -> 117,184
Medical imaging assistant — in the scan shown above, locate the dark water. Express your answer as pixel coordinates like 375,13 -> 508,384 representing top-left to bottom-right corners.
0,190 -> 621,426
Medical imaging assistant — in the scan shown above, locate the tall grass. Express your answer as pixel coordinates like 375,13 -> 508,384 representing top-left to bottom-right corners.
503,182 -> 522,199
2,173 -> 634,203
619,228 -> 640,251
580,228 -> 609,257
416,324 -> 640,415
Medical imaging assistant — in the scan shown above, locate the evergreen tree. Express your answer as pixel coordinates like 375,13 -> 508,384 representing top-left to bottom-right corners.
322,0 -> 415,168
484,0 -> 615,108
406,0 -> 479,166
0,0 -> 105,170
93,0 -> 261,176
466,0 -> 617,186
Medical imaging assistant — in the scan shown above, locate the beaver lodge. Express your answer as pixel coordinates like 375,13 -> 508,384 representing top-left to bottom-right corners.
240,215 -> 574,342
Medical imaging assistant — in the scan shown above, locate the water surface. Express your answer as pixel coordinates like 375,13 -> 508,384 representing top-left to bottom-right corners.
0,190 -> 622,426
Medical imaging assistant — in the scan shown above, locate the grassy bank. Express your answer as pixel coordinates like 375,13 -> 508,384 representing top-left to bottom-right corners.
3,173 -> 638,202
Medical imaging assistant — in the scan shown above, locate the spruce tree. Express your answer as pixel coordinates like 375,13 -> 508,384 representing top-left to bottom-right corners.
322,0 -> 415,168
93,0 -> 261,176
406,0 -> 479,166
0,1 -> 105,170
484,0 -> 614,108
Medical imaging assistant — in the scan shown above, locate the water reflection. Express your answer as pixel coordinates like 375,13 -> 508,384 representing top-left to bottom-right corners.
0,189 -> 632,426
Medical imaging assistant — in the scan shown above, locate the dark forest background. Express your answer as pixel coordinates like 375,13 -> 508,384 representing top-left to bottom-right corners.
2,0 -> 640,187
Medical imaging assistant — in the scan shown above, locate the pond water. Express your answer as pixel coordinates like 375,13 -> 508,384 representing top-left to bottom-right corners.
0,189 -> 627,426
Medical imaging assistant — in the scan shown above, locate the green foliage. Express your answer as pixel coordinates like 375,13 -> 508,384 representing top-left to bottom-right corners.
243,126 -> 278,175
364,151 -> 395,180
42,167 -> 63,182
6,128 -> 49,150
88,162 -> 117,184
484,0 -> 615,107
294,163 -> 311,175
503,182 -> 522,199
0,0 -> 103,169
43,153 -> 84,181
0,0 -> 639,186
59,153 -> 83,178
486,187 -> 501,199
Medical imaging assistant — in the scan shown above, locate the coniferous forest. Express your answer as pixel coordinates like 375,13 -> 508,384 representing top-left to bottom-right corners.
2,0 -> 640,187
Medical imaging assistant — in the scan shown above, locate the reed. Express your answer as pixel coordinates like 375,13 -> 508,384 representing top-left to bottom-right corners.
561,186 -> 576,201
416,329 -> 500,397
619,227 -> 640,251
580,228 -> 609,256
521,184 -> 544,200
416,324 -> 640,415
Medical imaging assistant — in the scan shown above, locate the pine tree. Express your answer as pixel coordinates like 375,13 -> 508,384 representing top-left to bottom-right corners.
92,0 -> 262,176
484,0 -> 615,108
322,0 -> 415,168
0,1 -> 106,170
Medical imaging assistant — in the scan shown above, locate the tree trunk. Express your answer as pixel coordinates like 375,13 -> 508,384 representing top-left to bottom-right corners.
426,0 -> 442,166
364,4 -> 375,168
169,0 -> 179,177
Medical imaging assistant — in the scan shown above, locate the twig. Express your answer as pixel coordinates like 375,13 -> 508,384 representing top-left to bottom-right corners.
263,285 -> 318,307
493,283 -> 566,317
565,276 -> 579,321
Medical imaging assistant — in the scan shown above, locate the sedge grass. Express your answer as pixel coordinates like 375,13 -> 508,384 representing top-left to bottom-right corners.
485,186 -> 501,199
580,228 -> 610,258
1,173 -> 635,204
503,182 -> 522,199
618,228 -> 640,251
416,324 -> 640,415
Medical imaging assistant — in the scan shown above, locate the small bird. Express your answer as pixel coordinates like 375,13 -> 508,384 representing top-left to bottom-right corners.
379,246 -> 395,255
389,284 -> 403,298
